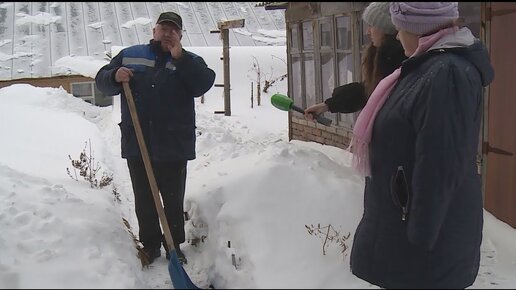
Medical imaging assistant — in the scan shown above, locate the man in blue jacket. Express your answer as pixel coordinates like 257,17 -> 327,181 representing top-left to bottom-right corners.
95,11 -> 215,265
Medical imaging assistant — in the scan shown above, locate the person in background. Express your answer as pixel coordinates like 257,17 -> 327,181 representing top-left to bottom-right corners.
304,2 -> 406,119
349,2 -> 494,288
95,11 -> 215,265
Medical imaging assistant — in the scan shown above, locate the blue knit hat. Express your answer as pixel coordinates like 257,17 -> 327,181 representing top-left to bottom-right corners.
362,2 -> 397,35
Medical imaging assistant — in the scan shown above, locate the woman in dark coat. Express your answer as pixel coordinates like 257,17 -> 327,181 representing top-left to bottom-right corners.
349,2 -> 494,289
304,2 -> 406,117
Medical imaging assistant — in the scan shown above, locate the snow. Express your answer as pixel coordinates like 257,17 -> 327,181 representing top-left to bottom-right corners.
53,56 -> 109,78
0,46 -> 515,289
0,2 -> 287,81
14,12 -> 60,26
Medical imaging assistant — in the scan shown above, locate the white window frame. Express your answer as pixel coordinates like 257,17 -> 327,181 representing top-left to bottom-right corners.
70,81 -> 110,106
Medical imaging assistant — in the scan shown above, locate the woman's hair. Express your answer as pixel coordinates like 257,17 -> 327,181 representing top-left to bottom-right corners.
361,43 -> 379,98
361,34 -> 400,97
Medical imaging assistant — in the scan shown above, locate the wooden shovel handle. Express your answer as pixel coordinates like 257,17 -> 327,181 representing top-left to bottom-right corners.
122,82 -> 175,252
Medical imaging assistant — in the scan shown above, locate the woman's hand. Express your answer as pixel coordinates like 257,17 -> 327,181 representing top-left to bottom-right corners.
304,103 -> 329,121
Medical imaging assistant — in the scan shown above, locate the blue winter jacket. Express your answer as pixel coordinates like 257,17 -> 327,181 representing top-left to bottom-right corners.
350,28 -> 494,289
95,40 -> 215,161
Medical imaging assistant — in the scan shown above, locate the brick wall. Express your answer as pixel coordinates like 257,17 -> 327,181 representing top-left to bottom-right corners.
290,115 -> 352,150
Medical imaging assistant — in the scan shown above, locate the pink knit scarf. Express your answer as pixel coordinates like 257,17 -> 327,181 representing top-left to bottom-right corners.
351,26 -> 459,177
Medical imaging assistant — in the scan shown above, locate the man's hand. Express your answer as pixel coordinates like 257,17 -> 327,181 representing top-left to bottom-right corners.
115,67 -> 134,83
168,29 -> 183,59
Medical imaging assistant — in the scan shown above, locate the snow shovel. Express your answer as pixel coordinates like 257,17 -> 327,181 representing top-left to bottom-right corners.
271,93 -> 332,126
122,82 -> 200,289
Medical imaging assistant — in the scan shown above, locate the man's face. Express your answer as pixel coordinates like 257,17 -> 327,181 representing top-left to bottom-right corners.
153,22 -> 182,50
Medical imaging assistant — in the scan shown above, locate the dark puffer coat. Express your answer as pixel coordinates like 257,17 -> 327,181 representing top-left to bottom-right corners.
350,28 -> 494,289
325,37 -> 407,113
95,40 -> 215,161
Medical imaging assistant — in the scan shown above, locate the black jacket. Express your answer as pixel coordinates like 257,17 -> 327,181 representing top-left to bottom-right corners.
350,30 -> 494,289
95,40 -> 215,161
325,38 -> 406,113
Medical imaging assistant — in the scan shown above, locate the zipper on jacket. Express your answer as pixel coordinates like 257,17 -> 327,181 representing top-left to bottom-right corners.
391,165 -> 410,221
399,166 -> 410,221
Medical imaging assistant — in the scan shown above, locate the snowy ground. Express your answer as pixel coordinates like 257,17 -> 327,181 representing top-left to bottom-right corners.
0,46 -> 515,289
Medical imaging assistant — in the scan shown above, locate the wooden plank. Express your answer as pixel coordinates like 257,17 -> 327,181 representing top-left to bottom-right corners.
12,2 -> 32,79
82,2 -> 108,58
219,2 -> 257,46
66,2 -> 87,57
232,2 -> 262,32
114,2 -> 138,47
0,2 -> 14,80
233,2 -> 279,45
206,2 -> 241,46
49,2 -> 70,76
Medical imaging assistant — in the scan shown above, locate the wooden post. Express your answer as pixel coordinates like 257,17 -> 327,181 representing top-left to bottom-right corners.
257,76 -> 261,106
214,19 -> 244,116
221,28 -> 231,116
251,82 -> 254,108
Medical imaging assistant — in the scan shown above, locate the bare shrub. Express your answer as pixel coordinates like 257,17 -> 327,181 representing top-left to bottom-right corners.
67,139 -> 115,193
305,223 -> 351,258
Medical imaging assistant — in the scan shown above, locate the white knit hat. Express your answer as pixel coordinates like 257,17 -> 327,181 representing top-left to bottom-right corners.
362,2 -> 397,35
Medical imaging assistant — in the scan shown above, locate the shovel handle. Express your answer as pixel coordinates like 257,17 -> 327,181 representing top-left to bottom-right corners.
122,82 -> 175,252
291,104 -> 332,126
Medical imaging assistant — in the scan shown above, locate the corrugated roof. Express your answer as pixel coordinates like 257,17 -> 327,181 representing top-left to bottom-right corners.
255,2 -> 288,10
0,2 -> 286,80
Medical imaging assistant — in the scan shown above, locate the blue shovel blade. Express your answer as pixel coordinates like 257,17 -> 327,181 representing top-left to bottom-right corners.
168,250 -> 200,289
